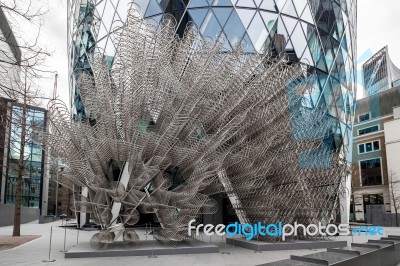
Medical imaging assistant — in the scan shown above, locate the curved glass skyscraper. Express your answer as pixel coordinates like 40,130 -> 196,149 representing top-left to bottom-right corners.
68,0 -> 357,224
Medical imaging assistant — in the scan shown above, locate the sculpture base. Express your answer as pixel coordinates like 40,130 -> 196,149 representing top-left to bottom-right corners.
65,240 -> 219,258
226,237 -> 347,251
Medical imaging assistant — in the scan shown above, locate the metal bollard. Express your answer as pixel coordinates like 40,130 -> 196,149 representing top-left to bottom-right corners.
60,227 -> 67,252
42,226 -> 56,262
254,235 -> 262,253
148,223 -> 157,258
76,229 -> 80,246
221,235 -> 230,255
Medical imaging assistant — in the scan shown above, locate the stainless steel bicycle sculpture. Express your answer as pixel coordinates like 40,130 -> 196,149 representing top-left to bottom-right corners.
44,6 -> 348,249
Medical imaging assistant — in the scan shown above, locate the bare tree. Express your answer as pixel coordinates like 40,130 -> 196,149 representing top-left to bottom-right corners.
0,0 -> 49,66
0,69 -> 47,236
0,0 -> 50,236
388,171 -> 400,227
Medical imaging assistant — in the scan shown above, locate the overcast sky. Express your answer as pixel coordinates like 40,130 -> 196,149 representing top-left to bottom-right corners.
41,0 -> 68,107
38,0 -> 400,106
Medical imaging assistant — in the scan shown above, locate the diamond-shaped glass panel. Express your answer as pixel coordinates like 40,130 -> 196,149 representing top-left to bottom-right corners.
301,46 -> 314,66
289,23 -> 307,59
281,15 -> 297,35
218,32 -> 232,51
95,1 -> 106,18
150,14 -> 163,26
260,11 -> 279,32
96,37 -> 107,52
104,39 -> 116,56
331,25 -> 339,41
115,0 -> 130,22
188,9 -> 209,28
281,0 -> 297,17
337,15 -> 345,37
200,10 -> 223,39
247,11 -> 269,52
276,16 -> 288,38
275,0 -> 287,12
259,0 -> 276,11
308,30 -> 325,68
97,24 -> 109,48
309,76 -> 321,104
242,33 -> 255,52
102,1 -> 115,32
223,10 -> 246,48
317,71 -> 327,89
301,22 -> 313,38
236,8 -> 256,29
316,56 -> 328,72
212,8 -> 233,27
292,0 -> 307,17
135,0 -> 150,17
145,0 -> 162,17
300,4 -> 314,24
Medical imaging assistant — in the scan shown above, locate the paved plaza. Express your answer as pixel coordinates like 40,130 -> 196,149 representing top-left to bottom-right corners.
0,220 -> 398,266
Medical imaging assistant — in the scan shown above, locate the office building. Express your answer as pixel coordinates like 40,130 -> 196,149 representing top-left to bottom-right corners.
351,85 -> 400,223
0,98 -> 48,225
362,46 -> 400,97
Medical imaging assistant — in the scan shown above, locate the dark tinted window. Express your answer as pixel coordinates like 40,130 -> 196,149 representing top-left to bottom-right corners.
359,125 -> 379,135
373,141 -> 380,150
358,144 -> 365,154
361,158 -> 382,186
359,113 -> 370,122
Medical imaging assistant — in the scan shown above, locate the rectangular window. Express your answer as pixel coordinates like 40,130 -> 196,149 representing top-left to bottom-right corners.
359,144 -> 365,154
365,142 -> 372,152
358,125 -> 379,135
359,113 -> 370,122
358,140 -> 380,154
363,194 -> 384,214
363,194 -> 384,205
373,141 -> 380,150
360,158 -> 382,186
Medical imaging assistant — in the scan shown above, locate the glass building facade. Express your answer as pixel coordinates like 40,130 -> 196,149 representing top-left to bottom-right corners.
68,0 -> 132,119
69,0 -> 357,155
2,102 -> 47,209
362,46 -> 400,97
